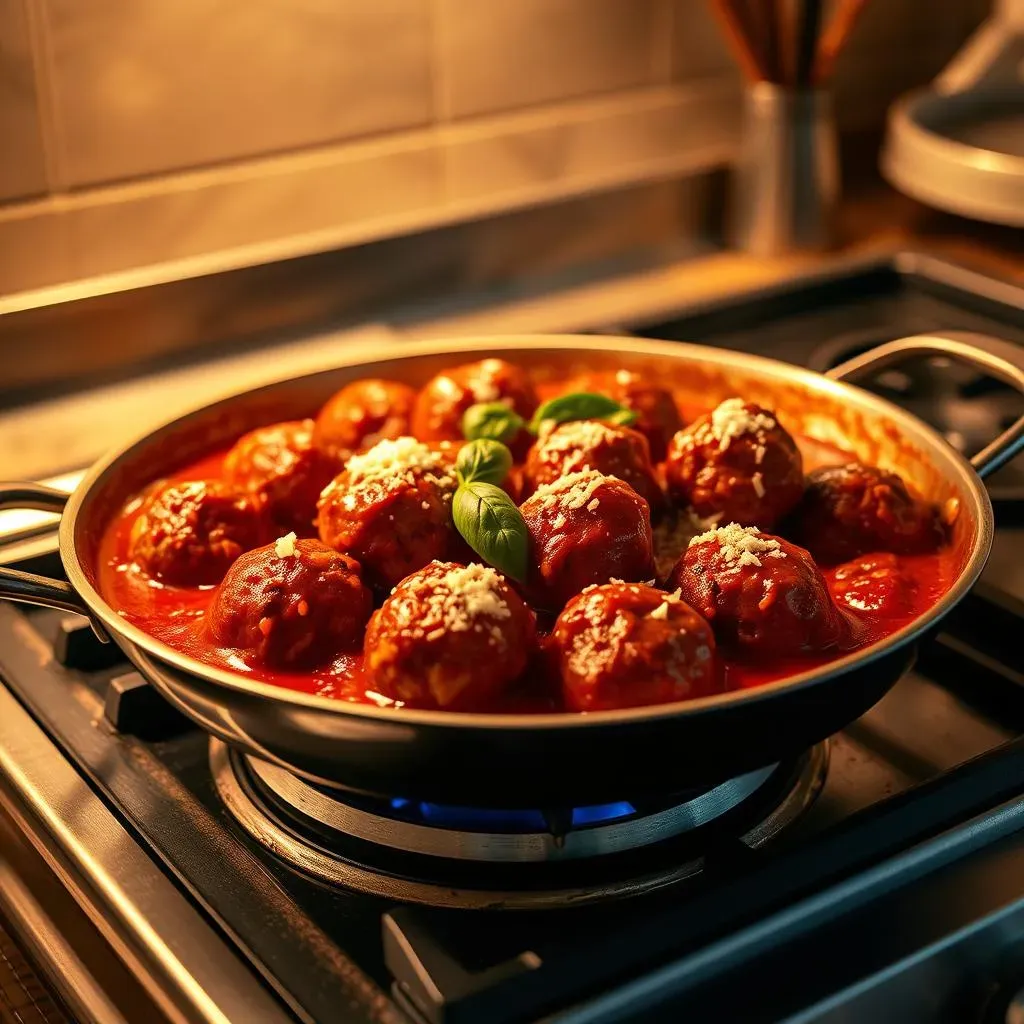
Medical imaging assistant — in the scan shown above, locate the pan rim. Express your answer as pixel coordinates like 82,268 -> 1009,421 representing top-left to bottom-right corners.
59,333 -> 994,731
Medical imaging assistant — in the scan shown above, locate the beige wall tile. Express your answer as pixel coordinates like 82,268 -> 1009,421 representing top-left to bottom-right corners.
43,0 -> 433,187
438,0 -> 664,119
445,84 -> 740,202
0,202 -> 70,293
0,0 -> 48,201
65,136 -> 442,279
672,0 -> 737,81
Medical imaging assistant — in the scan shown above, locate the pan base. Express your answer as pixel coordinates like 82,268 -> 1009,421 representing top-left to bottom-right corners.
212,741 -> 828,909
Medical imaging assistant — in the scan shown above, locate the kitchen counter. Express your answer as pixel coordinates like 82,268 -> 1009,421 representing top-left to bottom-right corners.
398,179 -> 1024,342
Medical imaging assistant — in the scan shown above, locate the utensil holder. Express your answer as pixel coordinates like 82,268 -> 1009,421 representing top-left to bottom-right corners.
730,83 -> 840,256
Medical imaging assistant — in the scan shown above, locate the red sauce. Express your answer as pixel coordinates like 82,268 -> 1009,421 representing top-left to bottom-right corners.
96,382 -> 961,713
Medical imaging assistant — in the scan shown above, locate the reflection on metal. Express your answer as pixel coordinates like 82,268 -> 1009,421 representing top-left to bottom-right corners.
246,756 -> 777,863
0,682 -> 293,1024
212,741 -> 828,910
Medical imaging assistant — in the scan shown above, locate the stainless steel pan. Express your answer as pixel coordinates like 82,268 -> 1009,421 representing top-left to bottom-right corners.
2,332 -> 1022,807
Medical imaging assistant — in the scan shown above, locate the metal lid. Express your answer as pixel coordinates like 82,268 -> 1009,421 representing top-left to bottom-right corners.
882,86 -> 1024,227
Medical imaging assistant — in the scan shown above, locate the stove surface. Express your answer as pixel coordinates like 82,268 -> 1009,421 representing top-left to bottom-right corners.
2,253 -> 1024,1024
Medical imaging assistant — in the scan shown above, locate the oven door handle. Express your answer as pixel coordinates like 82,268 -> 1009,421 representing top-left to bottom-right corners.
0,483 -> 108,640
826,330 -> 1024,480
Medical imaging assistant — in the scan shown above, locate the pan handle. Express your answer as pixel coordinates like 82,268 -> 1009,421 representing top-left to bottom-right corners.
825,331 -> 1024,480
0,483 -> 109,641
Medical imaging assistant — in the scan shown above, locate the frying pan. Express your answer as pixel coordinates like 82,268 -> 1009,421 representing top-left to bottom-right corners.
2,332 -> 1022,808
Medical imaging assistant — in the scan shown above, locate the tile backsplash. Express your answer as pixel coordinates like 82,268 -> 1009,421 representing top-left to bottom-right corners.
0,0 -> 990,299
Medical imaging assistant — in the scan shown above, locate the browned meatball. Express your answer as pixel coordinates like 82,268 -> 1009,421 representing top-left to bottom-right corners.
129,480 -> 267,586
551,582 -> 718,712
830,553 -> 917,618
523,419 -> 664,513
364,561 -> 536,709
313,379 -> 416,459
224,420 -> 342,536
788,463 -> 944,566
669,523 -> 844,660
664,399 -> 803,530
521,471 -> 656,610
609,370 -> 683,462
209,538 -> 371,669
316,437 -> 458,591
411,358 -> 538,443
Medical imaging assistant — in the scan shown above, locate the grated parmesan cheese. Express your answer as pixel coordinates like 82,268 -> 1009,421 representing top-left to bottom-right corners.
337,437 -> 456,506
347,437 -> 451,484
706,398 -> 776,452
386,562 -> 512,647
536,419 -> 623,474
532,470 -> 619,514
648,601 -> 669,620
751,472 -> 766,498
687,522 -> 785,568
274,532 -> 298,558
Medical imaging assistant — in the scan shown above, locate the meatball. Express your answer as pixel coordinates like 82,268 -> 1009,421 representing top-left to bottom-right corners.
523,419 -> 664,513
552,583 -> 719,712
830,553 -> 917,617
669,523 -> 843,660
209,538 -> 371,669
129,480 -> 267,586
609,371 -> 683,462
316,437 -> 458,591
364,561 -> 536,709
224,420 -> 341,536
521,471 -> 656,610
313,379 -> 416,459
411,358 -> 538,443
664,398 -> 803,530
788,463 -> 944,566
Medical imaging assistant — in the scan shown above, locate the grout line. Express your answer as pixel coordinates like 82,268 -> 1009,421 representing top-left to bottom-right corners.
0,139 -> 739,311
0,79 -> 739,220
21,0 -> 66,193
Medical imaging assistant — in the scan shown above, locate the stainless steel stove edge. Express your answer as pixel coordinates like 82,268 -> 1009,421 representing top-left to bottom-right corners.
0,676 -> 297,1024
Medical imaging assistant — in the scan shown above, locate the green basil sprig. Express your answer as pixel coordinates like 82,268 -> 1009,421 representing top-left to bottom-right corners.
452,439 -> 528,581
528,392 -> 637,434
455,438 -> 512,487
452,482 -> 528,582
461,402 -> 526,445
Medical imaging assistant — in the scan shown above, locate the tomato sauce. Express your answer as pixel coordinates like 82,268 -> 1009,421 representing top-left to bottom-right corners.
95,380 -> 961,713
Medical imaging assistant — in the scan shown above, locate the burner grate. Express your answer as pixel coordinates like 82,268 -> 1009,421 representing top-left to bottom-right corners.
213,742 -> 828,909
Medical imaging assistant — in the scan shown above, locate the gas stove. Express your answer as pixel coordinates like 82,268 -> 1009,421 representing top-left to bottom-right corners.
2,253 -> 1024,1024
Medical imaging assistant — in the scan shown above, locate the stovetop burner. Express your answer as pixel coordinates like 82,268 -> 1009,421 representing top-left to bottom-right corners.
213,741 -> 829,908
3,254 -> 1024,1023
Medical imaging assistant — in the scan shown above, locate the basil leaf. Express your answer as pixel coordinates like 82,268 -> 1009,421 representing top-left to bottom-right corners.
528,391 -> 638,433
452,481 -> 528,583
462,402 -> 526,444
456,439 -> 513,486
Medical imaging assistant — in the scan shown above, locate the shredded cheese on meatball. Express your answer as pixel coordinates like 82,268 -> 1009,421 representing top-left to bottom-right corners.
333,437 -> 456,506
391,562 -> 512,646
706,398 -> 777,452
536,420 -> 621,473
532,470 -> 619,514
274,532 -> 298,558
687,522 -> 785,568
